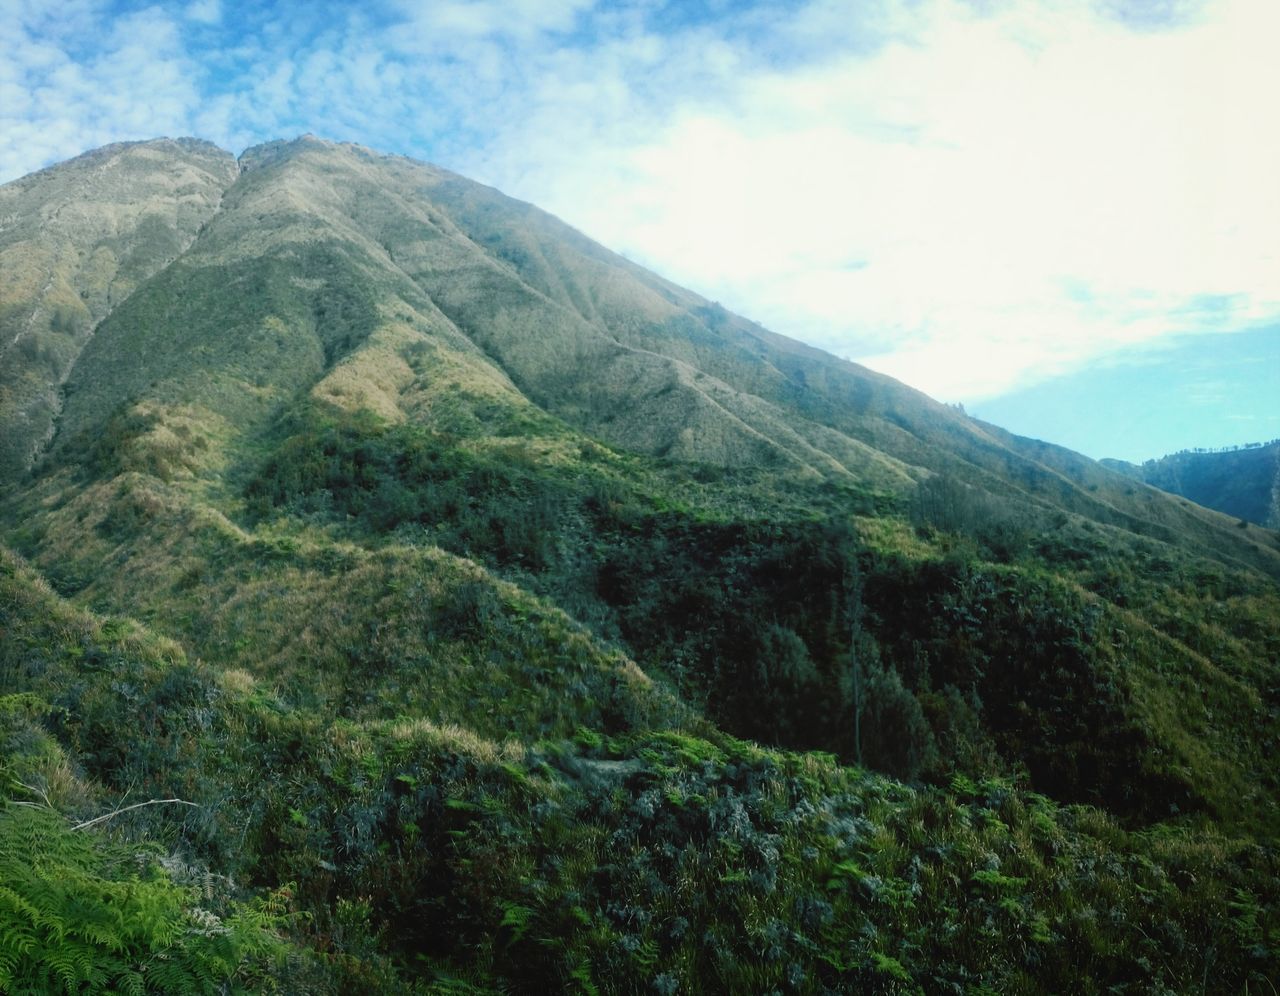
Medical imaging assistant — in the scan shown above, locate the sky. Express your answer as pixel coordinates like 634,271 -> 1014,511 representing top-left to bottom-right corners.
2,0 -> 1277,462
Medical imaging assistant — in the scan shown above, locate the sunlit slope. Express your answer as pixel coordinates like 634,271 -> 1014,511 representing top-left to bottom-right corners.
0,138 -> 1247,551
255,140 -> 1280,579
25,136 -> 1280,582
0,138 -> 238,477
49,138 -> 535,482
2,136 -> 1280,993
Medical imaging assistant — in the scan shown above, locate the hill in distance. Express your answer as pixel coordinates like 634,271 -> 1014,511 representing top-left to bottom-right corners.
1105,440 -> 1280,529
2,136 -> 1279,994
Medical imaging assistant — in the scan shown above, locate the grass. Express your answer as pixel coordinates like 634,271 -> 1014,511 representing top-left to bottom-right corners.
7,555 -> 1276,993
4,135 -> 1280,993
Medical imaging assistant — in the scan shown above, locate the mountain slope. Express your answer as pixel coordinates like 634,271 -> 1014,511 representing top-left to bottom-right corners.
1104,441 -> 1280,528
5,542 -> 1275,994
2,136 -> 1279,993
19,137 -> 1280,579
6,133 -> 1279,821
0,138 -> 238,476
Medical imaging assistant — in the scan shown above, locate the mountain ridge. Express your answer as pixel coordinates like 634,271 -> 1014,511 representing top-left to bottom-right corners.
12,136 -> 1278,574
1104,440 -> 1280,528
0,137 -> 239,474
2,136 -> 1279,994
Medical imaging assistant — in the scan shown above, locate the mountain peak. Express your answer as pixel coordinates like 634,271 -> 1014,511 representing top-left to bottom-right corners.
3,136 -> 1280,994
236,133 -> 395,172
0,138 -> 239,473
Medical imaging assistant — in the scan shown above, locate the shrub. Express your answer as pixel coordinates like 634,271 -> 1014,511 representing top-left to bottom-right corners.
0,803 -> 287,994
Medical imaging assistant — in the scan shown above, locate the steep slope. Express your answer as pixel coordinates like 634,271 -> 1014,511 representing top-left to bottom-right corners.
1105,441 -> 1280,528
395,160 -> 1280,581
3,135 -> 1277,808
46,137 -> 917,494
5,543 -> 1275,994
2,137 -> 1279,993
0,138 -> 238,476
28,137 -> 1280,578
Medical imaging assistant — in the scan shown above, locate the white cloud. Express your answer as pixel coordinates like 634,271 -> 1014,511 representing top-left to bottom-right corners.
187,0 -> 222,25
472,0 -> 1280,401
385,0 -> 595,51
1,0 -> 1275,407
0,4 -> 201,179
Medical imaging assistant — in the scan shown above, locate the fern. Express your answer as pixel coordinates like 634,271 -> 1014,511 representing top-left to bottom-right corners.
497,901 -> 535,946
119,968 -> 147,996
0,802 -> 286,993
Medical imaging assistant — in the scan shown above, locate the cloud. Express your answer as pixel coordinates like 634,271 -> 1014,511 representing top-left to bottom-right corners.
1,0 -> 1276,406
187,0 -> 222,25
388,0 -> 593,42
0,3 -> 202,179
452,0 -> 1280,401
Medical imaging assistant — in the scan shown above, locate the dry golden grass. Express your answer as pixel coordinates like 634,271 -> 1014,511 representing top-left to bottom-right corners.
388,717 -> 527,765
311,322 -> 419,422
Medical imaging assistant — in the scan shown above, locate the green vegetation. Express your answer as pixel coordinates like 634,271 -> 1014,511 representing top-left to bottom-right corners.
3,552 -> 1277,993
1107,440 -> 1280,528
3,135 -> 1279,992
1,556 -> 1276,993
0,690 -> 288,994
231,406 -> 1280,834
0,803 -> 287,995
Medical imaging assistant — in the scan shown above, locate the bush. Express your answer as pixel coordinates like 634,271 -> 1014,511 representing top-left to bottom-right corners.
0,802 -> 287,994
859,658 -> 937,781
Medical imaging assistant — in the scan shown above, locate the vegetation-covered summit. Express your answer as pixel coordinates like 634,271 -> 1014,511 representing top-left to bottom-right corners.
1,136 -> 1278,993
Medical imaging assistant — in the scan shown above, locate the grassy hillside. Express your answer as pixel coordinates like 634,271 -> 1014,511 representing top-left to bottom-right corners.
1,136 -> 1278,993
1105,441 -> 1280,528
4,546 -> 1277,993
0,138 -> 238,476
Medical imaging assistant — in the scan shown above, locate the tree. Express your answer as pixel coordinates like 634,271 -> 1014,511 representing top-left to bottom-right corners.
845,529 -> 865,767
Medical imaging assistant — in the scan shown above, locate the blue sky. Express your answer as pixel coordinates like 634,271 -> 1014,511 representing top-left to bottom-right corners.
972,323 -> 1280,462
3,0 -> 1277,462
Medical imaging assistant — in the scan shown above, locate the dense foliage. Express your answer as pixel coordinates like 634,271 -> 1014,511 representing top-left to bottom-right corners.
4,136 -> 1280,993
0,695 -> 287,994
237,410 -> 1280,832
5,394 -> 1280,991
2,566 -> 1277,993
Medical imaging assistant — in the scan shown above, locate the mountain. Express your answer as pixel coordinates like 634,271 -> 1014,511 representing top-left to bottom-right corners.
2,137 -> 1279,994
0,138 -> 238,475
1104,441 -> 1280,528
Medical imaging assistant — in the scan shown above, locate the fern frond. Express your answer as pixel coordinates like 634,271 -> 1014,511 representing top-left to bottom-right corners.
0,802 -> 286,993
118,966 -> 147,996
143,955 -> 201,995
